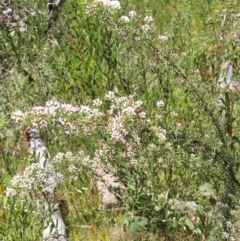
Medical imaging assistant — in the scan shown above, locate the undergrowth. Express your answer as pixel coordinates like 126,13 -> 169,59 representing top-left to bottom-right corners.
1,0 -> 240,240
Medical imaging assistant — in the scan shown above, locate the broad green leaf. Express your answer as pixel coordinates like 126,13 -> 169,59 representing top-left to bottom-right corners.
138,218 -> 148,227
185,218 -> 194,230
130,222 -> 139,232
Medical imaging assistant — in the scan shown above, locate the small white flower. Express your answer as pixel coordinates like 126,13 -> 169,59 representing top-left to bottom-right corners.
128,10 -> 137,18
158,35 -> 169,42
134,36 -> 141,41
46,99 -> 61,115
119,16 -> 130,23
93,98 -> 103,106
11,110 -> 25,122
222,231 -> 229,239
158,158 -> 164,164
226,221 -> 232,228
149,61 -> 157,69
129,159 -> 138,167
170,111 -> 178,117
29,106 -> 46,115
141,24 -> 151,31
105,91 -> 115,100
68,164 -> 78,173
144,15 -> 153,23
94,0 -> 121,9
32,118 -> 48,129
138,111 -> 146,118
176,123 -> 182,129
152,126 -> 167,143
230,209 -> 236,215
53,152 -> 65,163
106,0 -> 121,9
165,142 -> 172,150
156,100 -> 165,107
61,104 -> 79,113
5,187 -> 17,197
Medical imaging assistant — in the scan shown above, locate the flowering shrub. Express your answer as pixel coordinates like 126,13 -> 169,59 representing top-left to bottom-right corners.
6,90 -> 240,240
2,0 -> 240,240
9,92 -> 167,194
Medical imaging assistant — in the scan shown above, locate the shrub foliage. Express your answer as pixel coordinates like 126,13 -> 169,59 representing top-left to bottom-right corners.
1,0 -> 240,240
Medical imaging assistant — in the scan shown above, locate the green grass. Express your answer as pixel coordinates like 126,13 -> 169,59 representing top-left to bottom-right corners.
1,0 -> 240,240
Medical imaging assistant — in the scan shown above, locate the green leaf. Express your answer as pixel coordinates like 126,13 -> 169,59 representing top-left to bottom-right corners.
157,194 -> 165,205
138,218 -> 148,227
121,216 -> 129,225
130,222 -> 139,232
185,218 -> 194,230
75,187 -> 88,194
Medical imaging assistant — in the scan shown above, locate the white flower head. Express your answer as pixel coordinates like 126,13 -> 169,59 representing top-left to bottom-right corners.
144,15 -> 154,23
156,100 -> 165,107
29,106 -> 46,115
106,0 -> 121,9
93,98 -> 103,106
94,0 -> 121,9
11,110 -> 25,122
128,10 -> 137,18
119,16 -> 130,23
141,24 -> 151,32
158,35 -> 169,42
105,91 -> 115,100
32,118 -> 48,129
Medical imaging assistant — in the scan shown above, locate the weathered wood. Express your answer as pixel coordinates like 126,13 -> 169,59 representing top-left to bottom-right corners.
47,0 -> 66,21
25,128 -> 67,241
95,167 -> 123,206
1,0 -> 11,4
217,60 -> 240,93
218,60 -> 233,88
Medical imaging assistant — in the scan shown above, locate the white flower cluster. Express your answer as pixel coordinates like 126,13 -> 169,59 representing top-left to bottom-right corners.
32,118 -> 48,129
6,163 -> 63,198
158,35 -> 169,42
52,149 -> 108,176
11,99 -> 103,134
93,98 -> 103,106
152,126 -> 167,143
156,100 -> 165,107
105,92 -> 144,141
141,24 -> 151,32
94,0 -> 121,9
85,0 -> 121,15
119,16 -> 130,23
118,10 -> 138,23
52,150 -> 98,174
128,10 -> 137,18
10,92 -> 168,174
11,110 -> 25,123
144,16 -> 154,23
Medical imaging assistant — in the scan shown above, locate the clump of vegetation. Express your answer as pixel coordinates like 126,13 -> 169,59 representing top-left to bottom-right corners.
1,0 -> 240,240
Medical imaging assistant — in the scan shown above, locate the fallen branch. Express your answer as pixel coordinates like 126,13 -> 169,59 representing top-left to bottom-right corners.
45,0 -> 67,38
47,0 -> 66,21
95,167 -> 124,207
25,128 -> 67,241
